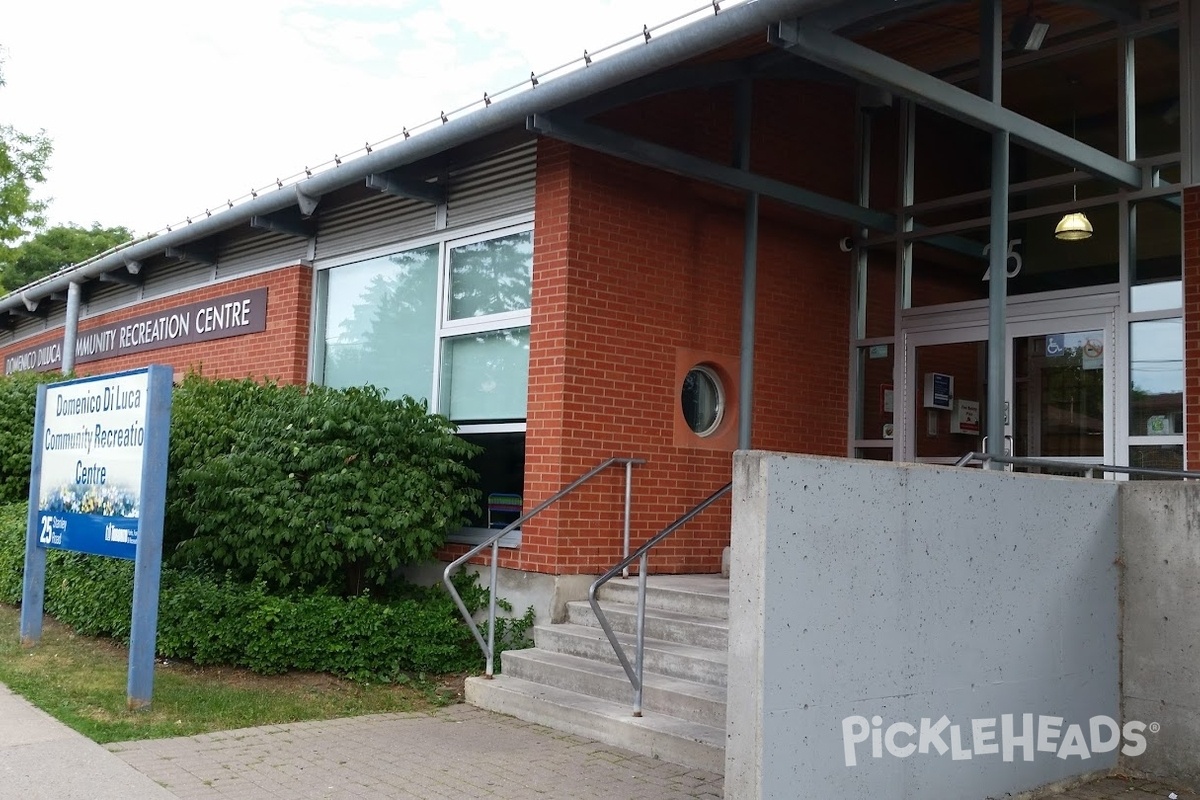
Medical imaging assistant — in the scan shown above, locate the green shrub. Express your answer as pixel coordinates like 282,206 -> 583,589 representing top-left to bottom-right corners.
0,503 -> 28,602
165,376 -> 483,594
0,371 -> 69,506
0,372 -> 482,595
0,503 -> 532,679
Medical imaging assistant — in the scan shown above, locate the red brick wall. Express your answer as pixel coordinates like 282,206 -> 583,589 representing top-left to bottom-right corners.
1184,186 -> 1200,469
0,266 -> 312,384
456,86 -> 855,576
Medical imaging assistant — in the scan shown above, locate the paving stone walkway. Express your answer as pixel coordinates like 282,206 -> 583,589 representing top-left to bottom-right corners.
107,705 -> 724,799
80,703 -> 1200,800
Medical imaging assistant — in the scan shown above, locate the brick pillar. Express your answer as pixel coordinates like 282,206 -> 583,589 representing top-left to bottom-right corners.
1184,186 -> 1200,469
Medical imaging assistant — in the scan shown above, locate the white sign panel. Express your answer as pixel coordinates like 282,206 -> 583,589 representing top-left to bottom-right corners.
38,371 -> 149,558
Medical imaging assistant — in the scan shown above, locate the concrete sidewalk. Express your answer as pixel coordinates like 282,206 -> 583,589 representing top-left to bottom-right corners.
2,681 -> 1196,799
0,683 -> 175,799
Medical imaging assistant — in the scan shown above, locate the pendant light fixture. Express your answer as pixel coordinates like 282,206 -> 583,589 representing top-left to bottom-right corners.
1056,81 -> 1093,241
1011,1 -> 1050,52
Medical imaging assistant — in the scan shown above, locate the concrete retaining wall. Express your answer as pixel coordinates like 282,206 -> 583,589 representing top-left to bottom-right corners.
726,453 -> 1121,800
1120,482 -> 1200,789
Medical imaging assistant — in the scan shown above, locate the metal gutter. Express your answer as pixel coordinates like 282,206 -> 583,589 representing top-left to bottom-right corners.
0,0 -> 837,316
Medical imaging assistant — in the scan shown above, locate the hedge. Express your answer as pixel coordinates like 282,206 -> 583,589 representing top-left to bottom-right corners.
0,372 -> 484,595
0,504 -> 533,680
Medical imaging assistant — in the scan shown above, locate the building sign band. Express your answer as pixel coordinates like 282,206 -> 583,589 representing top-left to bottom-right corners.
4,288 -> 268,375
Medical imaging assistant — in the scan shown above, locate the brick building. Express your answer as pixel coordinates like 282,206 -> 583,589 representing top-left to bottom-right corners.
0,0 -> 1192,611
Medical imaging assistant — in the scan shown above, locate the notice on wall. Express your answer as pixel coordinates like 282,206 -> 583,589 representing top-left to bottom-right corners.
36,370 -> 156,559
923,372 -> 954,410
4,287 -> 268,375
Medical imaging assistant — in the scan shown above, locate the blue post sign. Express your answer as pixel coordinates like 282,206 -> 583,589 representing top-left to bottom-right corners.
19,366 -> 172,710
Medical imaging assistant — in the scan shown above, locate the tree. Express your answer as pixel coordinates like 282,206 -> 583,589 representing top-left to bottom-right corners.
0,223 -> 133,291
0,55 -> 52,248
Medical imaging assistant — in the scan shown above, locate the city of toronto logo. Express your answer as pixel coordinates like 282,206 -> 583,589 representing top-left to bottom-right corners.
841,714 -> 1156,767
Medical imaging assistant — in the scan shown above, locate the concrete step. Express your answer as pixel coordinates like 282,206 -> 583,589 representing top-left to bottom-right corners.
566,600 -> 729,651
466,674 -> 725,774
533,622 -> 727,688
597,576 -> 729,620
500,648 -> 726,729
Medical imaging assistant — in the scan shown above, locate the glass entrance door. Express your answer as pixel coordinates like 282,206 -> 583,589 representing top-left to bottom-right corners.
901,312 -> 1114,470
1007,318 -> 1112,473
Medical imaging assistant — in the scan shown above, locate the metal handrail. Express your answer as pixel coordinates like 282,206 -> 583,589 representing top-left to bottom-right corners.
954,451 -> 1200,480
444,456 -> 646,677
589,481 -> 732,717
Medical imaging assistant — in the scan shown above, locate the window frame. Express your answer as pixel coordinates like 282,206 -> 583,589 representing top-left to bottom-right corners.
311,214 -> 534,437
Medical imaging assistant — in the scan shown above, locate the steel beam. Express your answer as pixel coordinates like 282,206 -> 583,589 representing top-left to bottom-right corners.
530,113 -> 893,231
1184,0 -> 1200,186
98,269 -> 142,287
774,23 -> 1143,189
365,172 -> 446,205
531,112 -> 982,260
164,244 -> 217,266
736,80 -> 758,452
250,207 -> 315,238
983,0 -> 1008,467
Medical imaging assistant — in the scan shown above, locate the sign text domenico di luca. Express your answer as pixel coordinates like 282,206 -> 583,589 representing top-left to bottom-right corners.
4,288 -> 268,374
37,371 -> 152,559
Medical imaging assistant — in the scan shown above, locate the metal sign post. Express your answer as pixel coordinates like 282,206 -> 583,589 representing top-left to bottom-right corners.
19,365 -> 173,710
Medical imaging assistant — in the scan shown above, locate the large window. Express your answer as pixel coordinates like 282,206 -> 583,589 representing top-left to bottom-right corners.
315,221 -> 533,543
321,244 -> 439,401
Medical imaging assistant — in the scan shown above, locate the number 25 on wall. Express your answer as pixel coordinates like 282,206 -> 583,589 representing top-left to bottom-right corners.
981,238 -> 1023,281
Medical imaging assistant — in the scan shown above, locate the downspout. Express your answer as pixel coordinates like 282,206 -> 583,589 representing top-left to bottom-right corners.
61,282 -> 81,374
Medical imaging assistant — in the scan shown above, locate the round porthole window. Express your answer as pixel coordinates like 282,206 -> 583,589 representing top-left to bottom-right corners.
681,365 -> 724,437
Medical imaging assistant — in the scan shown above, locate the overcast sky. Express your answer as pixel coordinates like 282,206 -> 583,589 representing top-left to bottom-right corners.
4,0 -> 721,238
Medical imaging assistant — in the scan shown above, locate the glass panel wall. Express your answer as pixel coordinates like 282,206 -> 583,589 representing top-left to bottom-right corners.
1129,318 -> 1183,437
1135,30 -> 1181,160
1131,197 -> 1181,313
1129,444 -> 1184,479
855,344 -> 895,443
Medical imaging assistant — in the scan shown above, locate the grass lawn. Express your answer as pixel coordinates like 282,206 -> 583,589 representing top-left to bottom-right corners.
0,604 -> 465,744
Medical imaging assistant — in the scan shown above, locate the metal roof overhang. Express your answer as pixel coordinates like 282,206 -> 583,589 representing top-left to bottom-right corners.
3,0 -> 1152,319
0,0 -> 845,317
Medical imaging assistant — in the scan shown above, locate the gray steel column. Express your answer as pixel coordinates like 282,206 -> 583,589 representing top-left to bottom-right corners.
737,79 -> 760,451
61,281 -> 81,374
983,0 -> 1008,464
1184,0 -> 1200,186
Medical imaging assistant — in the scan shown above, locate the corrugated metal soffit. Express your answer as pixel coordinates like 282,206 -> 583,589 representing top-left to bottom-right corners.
217,232 -> 309,279
84,282 -> 141,317
141,260 -> 215,300
314,194 -> 437,261
445,141 -> 536,229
